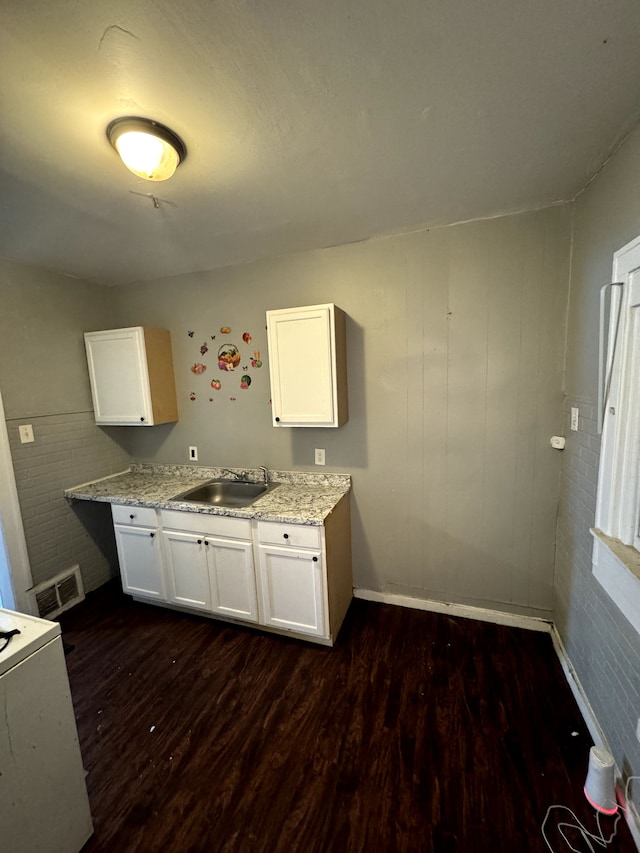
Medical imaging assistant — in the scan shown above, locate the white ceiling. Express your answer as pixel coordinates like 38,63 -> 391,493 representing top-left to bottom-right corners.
2,0 -> 640,286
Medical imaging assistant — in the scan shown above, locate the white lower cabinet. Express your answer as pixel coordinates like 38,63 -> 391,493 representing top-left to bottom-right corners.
207,537 -> 257,621
112,505 -> 166,601
256,521 -> 326,638
258,544 -> 325,637
111,497 -> 352,645
162,530 -> 211,611
160,510 -> 258,622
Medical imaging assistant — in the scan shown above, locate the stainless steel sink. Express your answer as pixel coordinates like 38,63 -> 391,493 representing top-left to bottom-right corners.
169,479 -> 277,508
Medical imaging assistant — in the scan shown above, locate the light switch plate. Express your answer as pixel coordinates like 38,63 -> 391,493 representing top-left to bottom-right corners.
19,424 -> 34,444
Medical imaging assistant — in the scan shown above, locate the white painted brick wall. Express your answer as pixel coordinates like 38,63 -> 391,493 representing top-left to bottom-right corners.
7,411 -> 130,592
555,396 -> 640,788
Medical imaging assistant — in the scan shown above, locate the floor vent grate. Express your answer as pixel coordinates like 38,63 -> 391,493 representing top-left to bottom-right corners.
31,565 -> 85,619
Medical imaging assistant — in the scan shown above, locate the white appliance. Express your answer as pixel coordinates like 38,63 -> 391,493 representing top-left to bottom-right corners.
0,609 -> 93,852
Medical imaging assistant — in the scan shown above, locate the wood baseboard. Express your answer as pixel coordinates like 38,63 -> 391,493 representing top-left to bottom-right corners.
353,587 -> 552,633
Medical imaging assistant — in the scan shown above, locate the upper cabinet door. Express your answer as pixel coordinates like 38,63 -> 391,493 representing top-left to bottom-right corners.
266,304 -> 348,428
84,327 -> 178,426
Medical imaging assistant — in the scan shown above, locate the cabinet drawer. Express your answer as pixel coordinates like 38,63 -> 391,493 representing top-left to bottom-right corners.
257,521 -> 322,549
112,504 -> 158,527
160,509 -> 252,540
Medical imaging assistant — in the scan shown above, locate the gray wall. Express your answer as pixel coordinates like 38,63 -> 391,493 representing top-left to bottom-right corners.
111,206 -> 571,618
0,258 -> 129,591
556,125 -> 640,785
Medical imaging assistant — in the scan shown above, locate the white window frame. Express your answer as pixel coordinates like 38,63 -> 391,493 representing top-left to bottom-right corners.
592,235 -> 640,635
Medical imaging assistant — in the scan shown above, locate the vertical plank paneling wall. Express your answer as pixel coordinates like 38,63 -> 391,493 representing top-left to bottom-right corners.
353,210 -> 569,617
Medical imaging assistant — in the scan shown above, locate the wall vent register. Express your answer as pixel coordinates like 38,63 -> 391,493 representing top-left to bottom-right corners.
30,565 -> 84,619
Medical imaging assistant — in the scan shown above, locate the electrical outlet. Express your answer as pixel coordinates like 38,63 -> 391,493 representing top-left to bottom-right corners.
314,448 -> 325,466
189,446 -> 198,461
571,407 -> 579,431
18,424 -> 34,444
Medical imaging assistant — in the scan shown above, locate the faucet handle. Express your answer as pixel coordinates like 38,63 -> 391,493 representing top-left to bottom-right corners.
220,467 -> 243,480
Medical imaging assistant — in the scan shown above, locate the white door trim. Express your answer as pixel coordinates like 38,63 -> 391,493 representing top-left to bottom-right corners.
0,389 -> 34,612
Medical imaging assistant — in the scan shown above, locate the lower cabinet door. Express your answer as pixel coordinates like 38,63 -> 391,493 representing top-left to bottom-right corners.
207,537 -> 258,622
258,545 -> 326,637
114,524 -> 165,601
163,530 -> 211,611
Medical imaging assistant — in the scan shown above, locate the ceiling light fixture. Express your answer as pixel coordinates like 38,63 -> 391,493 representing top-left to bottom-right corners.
106,117 -> 187,182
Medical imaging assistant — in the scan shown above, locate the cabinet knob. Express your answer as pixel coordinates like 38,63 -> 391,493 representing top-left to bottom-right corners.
129,514 -> 135,519
140,417 -> 145,422
312,556 -> 318,562
283,533 -> 289,539
197,539 -> 202,544
150,532 -> 155,538
205,540 -> 209,546
275,417 -> 280,422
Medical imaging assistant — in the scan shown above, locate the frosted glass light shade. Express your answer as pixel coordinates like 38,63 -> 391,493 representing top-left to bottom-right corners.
107,117 -> 186,182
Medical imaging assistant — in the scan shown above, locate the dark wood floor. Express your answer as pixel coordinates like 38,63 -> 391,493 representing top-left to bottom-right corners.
59,583 -> 635,852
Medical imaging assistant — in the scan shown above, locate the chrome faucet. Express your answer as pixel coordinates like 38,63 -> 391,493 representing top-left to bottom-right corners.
219,467 -> 248,481
259,466 -> 270,484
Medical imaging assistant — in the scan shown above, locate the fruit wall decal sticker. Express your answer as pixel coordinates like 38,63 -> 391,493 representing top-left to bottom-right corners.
186,325 -> 264,403
217,344 -> 240,371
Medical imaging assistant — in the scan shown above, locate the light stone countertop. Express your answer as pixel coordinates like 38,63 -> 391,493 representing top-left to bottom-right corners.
64,464 -> 351,526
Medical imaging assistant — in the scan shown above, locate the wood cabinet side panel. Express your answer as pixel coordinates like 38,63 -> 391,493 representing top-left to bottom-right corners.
144,328 -> 179,424
334,307 -> 349,427
324,494 -> 353,639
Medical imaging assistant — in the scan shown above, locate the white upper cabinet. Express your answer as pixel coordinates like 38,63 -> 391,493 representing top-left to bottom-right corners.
84,327 -> 178,426
266,303 -> 348,427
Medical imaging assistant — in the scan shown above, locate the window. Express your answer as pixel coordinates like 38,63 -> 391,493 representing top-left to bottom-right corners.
592,235 -> 640,634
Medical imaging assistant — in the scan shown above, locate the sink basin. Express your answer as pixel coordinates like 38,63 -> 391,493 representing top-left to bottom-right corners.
169,479 -> 277,508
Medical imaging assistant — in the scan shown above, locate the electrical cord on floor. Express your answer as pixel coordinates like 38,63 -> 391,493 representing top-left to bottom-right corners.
542,805 -> 621,852
541,775 -> 639,852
